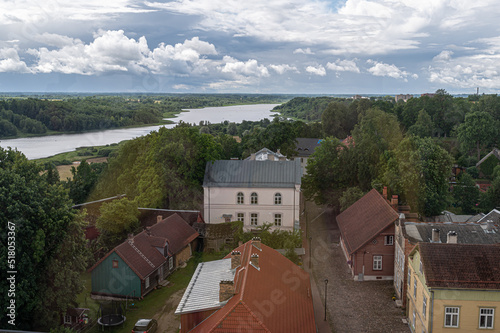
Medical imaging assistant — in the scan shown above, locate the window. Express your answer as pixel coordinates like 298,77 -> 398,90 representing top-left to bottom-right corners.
274,213 -> 282,226
444,307 -> 459,327
274,193 -> 282,205
413,310 -> 416,329
237,213 -> 245,224
422,295 -> 427,318
112,259 -> 118,268
251,213 -> 258,226
145,276 -> 150,289
479,308 -> 494,329
373,255 -> 382,270
237,192 -> 244,204
64,315 -> 72,324
414,279 -> 417,298
250,192 -> 258,205
169,256 -> 173,270
384,235 -> 394,245
419,260 -> 423,274
408,270 -> 411,286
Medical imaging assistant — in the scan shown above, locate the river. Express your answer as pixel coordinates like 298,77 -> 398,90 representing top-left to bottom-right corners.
0,104 -> 280,160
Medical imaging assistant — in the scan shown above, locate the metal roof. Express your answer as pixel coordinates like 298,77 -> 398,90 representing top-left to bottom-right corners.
405,222 -> 500,244
203,159 -> 301,188
174,258 -> 234,315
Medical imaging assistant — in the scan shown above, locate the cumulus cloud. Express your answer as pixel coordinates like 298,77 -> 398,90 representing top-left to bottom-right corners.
306,65 -> 326,76
293,48 -> 314,55
428,37 -> 500,89
326,59 -> 360,73
0,48 -> 31,73
220,56 -> 269,77
367,60 -> 417,81
269,64 -> 299,74
433,50 -> 454,62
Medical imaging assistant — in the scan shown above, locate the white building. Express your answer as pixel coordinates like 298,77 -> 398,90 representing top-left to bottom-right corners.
203,159 -> 302,231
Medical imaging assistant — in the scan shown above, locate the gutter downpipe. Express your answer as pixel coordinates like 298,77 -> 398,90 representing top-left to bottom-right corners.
430,290 -> 434,333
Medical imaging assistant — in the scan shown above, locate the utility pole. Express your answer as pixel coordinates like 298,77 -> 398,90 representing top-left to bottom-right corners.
324,279 -> 328,321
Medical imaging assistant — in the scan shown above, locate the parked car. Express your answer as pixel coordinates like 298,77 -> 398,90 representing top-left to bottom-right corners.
132,319 -> 158,333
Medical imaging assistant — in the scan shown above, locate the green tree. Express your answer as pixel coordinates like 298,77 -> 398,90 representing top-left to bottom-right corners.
339,187 -> 365,212
452,173 -> 480,214
408,109 -> 433,138
0,148 -> 86,330
457,111 -> 498,161
96,198 -> 140,250
380,136 -> 454,216
321,102 -> 357,139
65,160 -> 106,204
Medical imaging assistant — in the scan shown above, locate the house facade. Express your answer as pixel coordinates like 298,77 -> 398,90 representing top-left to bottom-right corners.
175,238 -> 316,332
337,188 -> 399,281
407,243 -> 500,333
89,213 -> 198,298
203,159 -> 301,231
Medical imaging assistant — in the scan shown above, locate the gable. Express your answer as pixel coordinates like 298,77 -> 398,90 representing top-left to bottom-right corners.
337,189 -> 399,254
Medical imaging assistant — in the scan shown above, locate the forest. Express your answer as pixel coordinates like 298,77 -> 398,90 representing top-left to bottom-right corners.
0,94 -> 289,138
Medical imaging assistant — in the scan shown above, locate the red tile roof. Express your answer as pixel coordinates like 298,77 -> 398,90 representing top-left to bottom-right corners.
189,240 -> 315,333
337,188 -> 399,254
89,213 -> 198,280
418,243 -> 500,290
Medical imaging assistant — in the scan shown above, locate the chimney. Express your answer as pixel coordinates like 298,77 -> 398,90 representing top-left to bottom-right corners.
252,237 -> 261,250
279,156 -> 286,161
447,231 -> 458,244
231,251 -> 241,269
431,228 -> 440,243
486,220 -> 494,232
127,233 -> 134,244
391,195 -> 398,210
219,280 -> 234,302
383,186 -> 388,200
250,153 -> 256,160
145,226 -> 151,235
250,254 -> 259,269
157,215 -> 163,223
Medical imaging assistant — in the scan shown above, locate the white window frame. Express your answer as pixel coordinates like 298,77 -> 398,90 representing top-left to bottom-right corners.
64,315 -> 72,324
414,279 -> 417,298
444,307 -> 460,328
169,256 -> 173,270
408,269 -> 411,286
479,308 -> 494,329
274,213 -> 282,226
274,193 -> 282,205
250,213 -> 258,226
384,235 -> 394,245
145,276 -> 150,289
373,255 -> 382,270
237,212 -> 245,224
413,310 -> 416,329
250,192 -> 258,205
419,260 -> 423,274
236,192 -> 244,204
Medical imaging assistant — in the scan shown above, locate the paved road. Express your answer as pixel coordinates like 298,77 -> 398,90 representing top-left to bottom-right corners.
303,200 -> 410,333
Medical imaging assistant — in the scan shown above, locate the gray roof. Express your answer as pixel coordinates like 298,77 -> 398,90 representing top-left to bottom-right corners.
244,148 -> 287,161
203,159 -> 301,188
479,209 -> 500,223
424,211 -> 484,223
295,138 -> 323,157
174,258 -> 234,315
405,222 -> 500,244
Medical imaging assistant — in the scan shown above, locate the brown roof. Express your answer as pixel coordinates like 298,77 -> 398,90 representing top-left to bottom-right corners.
418,243 -> 500,290
89,213 -> 198,280
190,240 -> 315,333
138,208 -> 204,227
337,188 -> 399,254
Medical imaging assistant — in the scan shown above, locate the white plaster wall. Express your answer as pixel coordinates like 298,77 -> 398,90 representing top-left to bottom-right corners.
204,186 -> 301,231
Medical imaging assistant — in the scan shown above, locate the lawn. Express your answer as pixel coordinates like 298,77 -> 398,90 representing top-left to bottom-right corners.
80,251 -> 227,333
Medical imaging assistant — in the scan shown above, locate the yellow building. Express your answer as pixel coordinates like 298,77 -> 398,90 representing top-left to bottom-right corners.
407,243 -> 500,332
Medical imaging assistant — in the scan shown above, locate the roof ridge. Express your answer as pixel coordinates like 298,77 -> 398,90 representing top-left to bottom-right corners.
127,240 -> 156,268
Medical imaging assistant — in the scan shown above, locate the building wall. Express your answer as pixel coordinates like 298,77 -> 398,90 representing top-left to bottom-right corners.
175,244 -> 193,267
91,251 -> 141,298
351,224 -> 396,281
203,186 -> 300,231
407,250 -> 430,333
180,309 -> 217,333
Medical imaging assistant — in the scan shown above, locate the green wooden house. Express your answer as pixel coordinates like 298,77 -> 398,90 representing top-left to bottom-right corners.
90,213 -> 199,298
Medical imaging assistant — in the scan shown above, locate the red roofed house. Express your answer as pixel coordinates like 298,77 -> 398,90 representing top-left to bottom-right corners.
89,213 -> 199,298
175,238 -> 316,332
337,188 -> 400,281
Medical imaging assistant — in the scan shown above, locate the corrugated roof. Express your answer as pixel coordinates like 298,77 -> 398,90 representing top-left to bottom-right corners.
174,259 -> 234,314
180,241 -> 316,332
337,189 -> 399,254
203,159 -> 301,188
418,243 -> 500,289
405,222 -> 500,244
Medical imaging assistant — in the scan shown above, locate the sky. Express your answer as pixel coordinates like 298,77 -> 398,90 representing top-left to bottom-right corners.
1,0 -> 500,94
